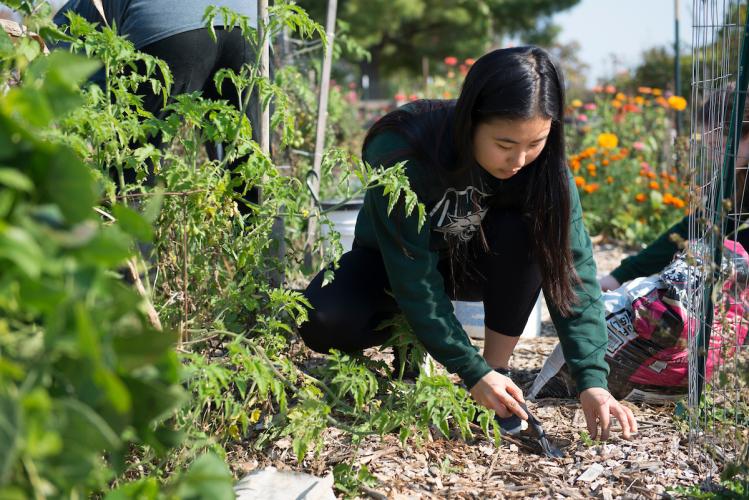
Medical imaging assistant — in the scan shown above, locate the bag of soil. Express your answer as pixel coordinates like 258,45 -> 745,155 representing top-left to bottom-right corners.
528,239 -> 749,403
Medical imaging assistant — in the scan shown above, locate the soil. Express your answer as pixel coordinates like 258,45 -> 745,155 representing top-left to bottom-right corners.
227,241 -> 717,499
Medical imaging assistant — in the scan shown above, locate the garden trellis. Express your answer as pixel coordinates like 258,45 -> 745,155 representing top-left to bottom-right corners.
687,0 -> 749,485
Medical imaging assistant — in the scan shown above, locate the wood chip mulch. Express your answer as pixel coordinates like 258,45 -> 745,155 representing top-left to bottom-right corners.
226,241 -> 719,499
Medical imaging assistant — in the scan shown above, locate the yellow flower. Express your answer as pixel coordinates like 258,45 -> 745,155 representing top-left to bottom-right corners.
611,99 -> 622,109
615,92 -> 626,101
571,98 -> 583,108
652,88 -> 663,96
634,96 -> 645,105
668,95 -> 687,111
597,132 -> 619,149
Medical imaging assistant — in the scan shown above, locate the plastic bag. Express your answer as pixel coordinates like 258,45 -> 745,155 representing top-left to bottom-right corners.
528,240 -> 749,403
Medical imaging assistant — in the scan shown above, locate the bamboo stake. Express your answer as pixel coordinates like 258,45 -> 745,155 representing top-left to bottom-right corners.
305,0 -> 338,256
258,0 -> 271,159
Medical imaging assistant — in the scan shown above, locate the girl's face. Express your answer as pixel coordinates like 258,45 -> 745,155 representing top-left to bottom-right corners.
472,116 -> 552,180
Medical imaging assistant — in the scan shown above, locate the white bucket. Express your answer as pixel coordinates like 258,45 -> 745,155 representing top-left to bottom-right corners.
454,294 -> 542,339
320,199 -> 363,252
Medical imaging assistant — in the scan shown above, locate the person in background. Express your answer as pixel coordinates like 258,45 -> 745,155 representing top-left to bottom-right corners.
53,0 -> 259,209
600,87 -> 749,291
298,46 -> 637,441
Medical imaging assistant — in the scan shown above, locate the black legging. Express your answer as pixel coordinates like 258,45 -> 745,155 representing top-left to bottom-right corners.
298,209 -> 543,355
126,27 -> 260,210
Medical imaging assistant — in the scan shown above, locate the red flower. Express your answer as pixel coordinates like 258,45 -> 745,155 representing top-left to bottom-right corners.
465,58 -> 476,66
444,56 -> 458,66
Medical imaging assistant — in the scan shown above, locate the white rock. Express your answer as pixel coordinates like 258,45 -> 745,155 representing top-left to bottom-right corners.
235,467 -> 336,500
577,463 -> 605,483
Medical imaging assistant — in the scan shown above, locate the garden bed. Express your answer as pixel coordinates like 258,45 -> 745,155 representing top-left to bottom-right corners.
223,242 -> 717,499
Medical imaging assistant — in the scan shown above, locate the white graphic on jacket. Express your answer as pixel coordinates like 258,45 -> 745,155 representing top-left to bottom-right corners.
429,186 -> 489,242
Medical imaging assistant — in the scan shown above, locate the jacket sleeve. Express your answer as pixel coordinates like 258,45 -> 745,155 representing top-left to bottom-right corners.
362,135 -> 493,388
610,216 -> 689,284
547,174 -> 610,393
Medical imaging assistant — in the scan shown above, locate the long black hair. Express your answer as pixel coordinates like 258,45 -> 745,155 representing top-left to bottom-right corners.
364,46 -> 579,315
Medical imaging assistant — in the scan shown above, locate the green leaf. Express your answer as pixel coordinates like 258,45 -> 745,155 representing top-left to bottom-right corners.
113,328 -> 179,371
57,397 -> 122,452
72,226 -> 131,267
105,477 -> 160,500
0,168 -> 33,191
173,453 -> 234,500
43,148 -> 97,223
0,226 -> 43,278
112,204 -> 153,242
0,25 -> 12,54
0,391 -> 20,484
27,50 -> 101,89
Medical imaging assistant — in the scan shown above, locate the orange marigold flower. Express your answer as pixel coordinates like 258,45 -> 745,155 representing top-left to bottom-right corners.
669,174 -> 677,182
634,96 -> 646,105
652,88 -> 663,96
583,183 -> 600,193
597,132 -> 619,149
635,193 -> 647,203
663,193 -> 674,204
615,92 -> 626,101
619,147 -> 630,156
638,86 -> 652,94
649,181 -> 659,190
668,95 -> 687,111
606,176 -> 614,184
574,176 -> 586,187
570,159 -> 581,172
673,197 -> 686,208
611,99 -> 623,109
656,96 -> 669,107
602,159 -> 610,166
647,171 -> 657,179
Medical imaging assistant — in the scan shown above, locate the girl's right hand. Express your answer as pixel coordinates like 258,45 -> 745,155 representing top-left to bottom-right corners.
598,274 -> 621,292
469,370 -> 528,420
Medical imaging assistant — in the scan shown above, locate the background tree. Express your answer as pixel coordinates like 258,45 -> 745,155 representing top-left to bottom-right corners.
297,0 -> 580,97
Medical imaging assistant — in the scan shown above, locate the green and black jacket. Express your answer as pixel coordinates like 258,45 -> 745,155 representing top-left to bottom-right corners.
354,116 -> 610,392
611,215 -> 749,284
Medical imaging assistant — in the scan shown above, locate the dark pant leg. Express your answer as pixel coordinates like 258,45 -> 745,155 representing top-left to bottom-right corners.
299,246 -> 400,354
201,28 -> 261,212
445,210 -> 542,337
121,29 -> 220,186
129,27 -> 260,209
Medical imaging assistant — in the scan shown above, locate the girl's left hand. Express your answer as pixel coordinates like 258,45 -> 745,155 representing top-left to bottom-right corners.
579,387 -> 638,440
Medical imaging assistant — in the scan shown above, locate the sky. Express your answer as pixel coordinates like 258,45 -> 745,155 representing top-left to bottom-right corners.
552,0 -> 692,85
2,0 -> 693,88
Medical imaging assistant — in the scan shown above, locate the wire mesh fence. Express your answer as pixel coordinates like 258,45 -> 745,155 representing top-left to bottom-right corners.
687,0 -> 749,486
